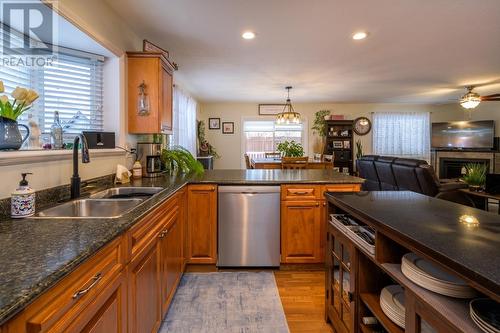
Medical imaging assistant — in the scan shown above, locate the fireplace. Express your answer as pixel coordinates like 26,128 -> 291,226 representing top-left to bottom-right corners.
439,158 -> 490,179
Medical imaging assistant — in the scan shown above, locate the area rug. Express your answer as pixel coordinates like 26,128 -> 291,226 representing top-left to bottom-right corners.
160,271 -> 290,333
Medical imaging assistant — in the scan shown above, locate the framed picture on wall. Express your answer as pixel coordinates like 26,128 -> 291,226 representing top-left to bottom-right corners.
258,104 -> 286,115
222,122 -> 234,134
209,118 -> 221,130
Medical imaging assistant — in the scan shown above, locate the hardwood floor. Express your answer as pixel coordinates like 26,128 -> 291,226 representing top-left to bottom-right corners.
274,270 -> 333,333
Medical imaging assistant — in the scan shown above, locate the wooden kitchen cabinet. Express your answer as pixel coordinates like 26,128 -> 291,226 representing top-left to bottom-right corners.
127,52 -> 174,134
158,206 -> 183,317
187,184 -> 218,264
2,237 -> 126,333
128,244 -> 161,333
281,200 -> 322,263
280,184 -> 361,264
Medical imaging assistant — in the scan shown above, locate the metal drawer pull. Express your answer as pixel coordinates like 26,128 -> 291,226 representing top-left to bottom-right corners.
158,229 -> 169,238
293,191 -> 309,195
72,273 -> 102,299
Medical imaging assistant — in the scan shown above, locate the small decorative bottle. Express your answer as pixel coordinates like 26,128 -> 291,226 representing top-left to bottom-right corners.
132,160 -> 142,179
11,173 -> 35,218
51,111 -> 63,149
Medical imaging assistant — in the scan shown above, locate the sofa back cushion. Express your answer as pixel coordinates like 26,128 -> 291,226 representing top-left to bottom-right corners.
357,155 -> 380,190
392,158 -> 426,193
374,156 -> 398,190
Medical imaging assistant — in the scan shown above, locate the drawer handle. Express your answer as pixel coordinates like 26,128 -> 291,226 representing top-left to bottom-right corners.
293,191 -> 309,195
72,273 -> 102,300
159,229 -> 169,238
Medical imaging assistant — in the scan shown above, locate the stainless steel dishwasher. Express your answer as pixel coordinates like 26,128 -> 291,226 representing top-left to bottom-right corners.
218,186 -> 280,267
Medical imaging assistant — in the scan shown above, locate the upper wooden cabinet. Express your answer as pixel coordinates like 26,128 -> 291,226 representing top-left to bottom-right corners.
127,52 -> 174,134
187,184 -> 218,264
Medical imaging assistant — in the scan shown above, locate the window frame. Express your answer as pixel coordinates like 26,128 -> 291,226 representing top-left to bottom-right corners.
240,117 -> 308,168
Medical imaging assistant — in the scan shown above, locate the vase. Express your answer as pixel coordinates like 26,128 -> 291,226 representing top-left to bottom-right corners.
468,185 -> 482,192
0,116 -> 30,150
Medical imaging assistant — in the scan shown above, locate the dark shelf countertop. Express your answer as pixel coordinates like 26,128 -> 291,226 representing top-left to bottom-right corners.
325,191 -> 500,299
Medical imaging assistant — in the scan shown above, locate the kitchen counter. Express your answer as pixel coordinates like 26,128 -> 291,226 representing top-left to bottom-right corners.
0,169 -> 363,325
325,191 -> 500,299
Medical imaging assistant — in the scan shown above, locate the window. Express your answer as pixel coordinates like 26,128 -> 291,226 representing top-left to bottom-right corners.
242,119 -> 306,159
172,86 -> 197,156
372,112 -> 430,161
0,24 -> 104,137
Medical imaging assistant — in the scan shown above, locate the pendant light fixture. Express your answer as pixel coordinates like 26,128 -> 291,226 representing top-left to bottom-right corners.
276,86 -> 301,124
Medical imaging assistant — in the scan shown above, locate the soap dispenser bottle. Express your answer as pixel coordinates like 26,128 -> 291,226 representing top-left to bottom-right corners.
11,173 -> 35,218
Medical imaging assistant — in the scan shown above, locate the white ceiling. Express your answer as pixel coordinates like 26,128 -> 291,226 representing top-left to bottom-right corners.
105,0 -> 500,103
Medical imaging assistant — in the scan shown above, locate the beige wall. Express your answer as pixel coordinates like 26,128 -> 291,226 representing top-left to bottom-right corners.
199,102 -> 499,169
0,1 -> 143,199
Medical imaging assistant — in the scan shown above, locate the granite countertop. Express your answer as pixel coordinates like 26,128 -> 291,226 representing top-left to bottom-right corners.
325,191 -> 500,299
0,169 -> 363,325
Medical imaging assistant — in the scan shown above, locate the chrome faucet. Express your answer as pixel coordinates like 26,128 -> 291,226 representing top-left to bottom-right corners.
70,134 -> 90,199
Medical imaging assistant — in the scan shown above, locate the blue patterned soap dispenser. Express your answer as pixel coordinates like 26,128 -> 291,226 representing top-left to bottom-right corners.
11,173 -> 35,218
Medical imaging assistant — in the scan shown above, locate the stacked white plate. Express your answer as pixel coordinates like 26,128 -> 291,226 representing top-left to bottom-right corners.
470,299 -> 500,333
401,253 -> 476,298
380,285 -> 406,329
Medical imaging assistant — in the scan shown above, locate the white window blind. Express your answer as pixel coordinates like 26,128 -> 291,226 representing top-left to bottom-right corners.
0,24 -> 104,134
372,112 -> 430,161
172,86 -> 197,156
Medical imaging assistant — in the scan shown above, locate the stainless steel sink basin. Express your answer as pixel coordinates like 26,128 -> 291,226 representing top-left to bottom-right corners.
34,198 -> 143,219
90,187 -> 163,199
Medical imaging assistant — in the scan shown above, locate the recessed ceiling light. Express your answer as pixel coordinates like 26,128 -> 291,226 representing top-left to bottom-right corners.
242,31 -> 256,40
352,31 -> 368,40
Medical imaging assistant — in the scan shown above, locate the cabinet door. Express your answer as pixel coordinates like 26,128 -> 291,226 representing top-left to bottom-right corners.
128,244 -> 161,333
160,65 -> 173,133
281,200 -> 322,263
187,185 -> 217,264
159,209 -> 183,316
127,56 -> 160,134
73,273 -> 127,333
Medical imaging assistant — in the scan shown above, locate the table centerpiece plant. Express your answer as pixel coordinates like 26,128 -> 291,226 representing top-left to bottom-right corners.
462,163 -> 487,191
276,140 -> 304,157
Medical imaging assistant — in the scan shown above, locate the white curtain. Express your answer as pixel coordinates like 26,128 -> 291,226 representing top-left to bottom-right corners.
172,86 -> 197,156
372,112 -> 430,161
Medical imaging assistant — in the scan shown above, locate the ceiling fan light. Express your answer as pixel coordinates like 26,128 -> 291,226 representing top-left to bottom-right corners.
460,90 -> 481,109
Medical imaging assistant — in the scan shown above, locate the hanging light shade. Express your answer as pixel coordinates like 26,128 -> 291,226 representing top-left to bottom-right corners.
460,86 -> 481,109
276,86 -> 301,124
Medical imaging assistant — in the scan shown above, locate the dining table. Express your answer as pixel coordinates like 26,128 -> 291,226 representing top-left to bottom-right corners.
250,157 -> 333,169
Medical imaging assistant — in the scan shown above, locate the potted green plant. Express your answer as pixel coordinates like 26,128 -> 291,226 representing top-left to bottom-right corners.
197,120 -> 220,158
355,140 -> 363,159
276,140 -> 304,157
311,110 -> 330,153
0,81 -> 39,150
161,145 -> 205,175
462,163 -> 487,191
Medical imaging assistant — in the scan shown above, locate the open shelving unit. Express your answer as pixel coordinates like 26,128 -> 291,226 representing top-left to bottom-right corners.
323,120 -> 354,175
325,200 -> 494,333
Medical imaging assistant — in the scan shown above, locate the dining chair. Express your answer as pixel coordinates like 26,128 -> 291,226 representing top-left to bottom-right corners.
244,154 -> 252,169
281,157 -> 309,169
265,152 -> 282,159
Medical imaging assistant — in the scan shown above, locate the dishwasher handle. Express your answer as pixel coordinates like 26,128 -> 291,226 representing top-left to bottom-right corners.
218,186 -> 281,194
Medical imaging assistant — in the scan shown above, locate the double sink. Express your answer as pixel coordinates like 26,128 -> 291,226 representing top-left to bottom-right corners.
34,187 -> 164,219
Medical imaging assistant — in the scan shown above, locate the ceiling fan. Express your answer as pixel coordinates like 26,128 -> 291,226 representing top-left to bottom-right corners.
460,86 -> 500,109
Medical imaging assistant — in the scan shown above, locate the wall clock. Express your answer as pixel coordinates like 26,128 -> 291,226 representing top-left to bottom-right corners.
353,117 -> 372,135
